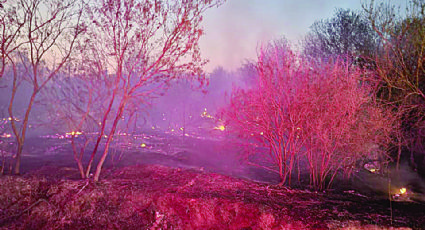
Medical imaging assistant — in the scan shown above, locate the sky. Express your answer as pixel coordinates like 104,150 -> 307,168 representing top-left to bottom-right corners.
199,0 -> 406,72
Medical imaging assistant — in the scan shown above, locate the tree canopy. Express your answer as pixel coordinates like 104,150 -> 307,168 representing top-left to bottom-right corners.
303,8 -> 378,63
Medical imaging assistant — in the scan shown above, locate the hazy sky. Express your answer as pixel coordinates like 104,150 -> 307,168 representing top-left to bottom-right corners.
199,0 -> 405,72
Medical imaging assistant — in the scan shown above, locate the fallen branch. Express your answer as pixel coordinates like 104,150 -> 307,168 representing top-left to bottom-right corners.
0,198 -> 52,225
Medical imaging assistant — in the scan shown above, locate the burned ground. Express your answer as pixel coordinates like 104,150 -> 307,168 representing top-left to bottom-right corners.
0,165 -> 424,229
0,134 -> 424,229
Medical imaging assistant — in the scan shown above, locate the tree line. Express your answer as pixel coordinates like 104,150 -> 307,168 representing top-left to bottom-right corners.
223,0 -> 425,189
1,0 -> 424,190
0,0 -> 225,181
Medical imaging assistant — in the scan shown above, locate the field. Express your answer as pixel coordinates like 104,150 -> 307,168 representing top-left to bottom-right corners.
0,132 -> 424,229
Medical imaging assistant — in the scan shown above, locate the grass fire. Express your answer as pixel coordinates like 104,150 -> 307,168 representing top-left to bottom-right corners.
1,0 -> 425,229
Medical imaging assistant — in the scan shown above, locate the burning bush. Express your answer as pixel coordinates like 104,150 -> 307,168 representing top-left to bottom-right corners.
222,39 -> 396,190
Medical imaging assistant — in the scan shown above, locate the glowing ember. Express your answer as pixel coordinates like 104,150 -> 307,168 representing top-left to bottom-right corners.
0,133 -> 12,138
66,131 -> 83,136
4,117 -> 20,122
400,187 -> 407,194
369,168 -> 376,173
214,125 -> 225,131
201,108 -> 214,119
140,143 -> 146,148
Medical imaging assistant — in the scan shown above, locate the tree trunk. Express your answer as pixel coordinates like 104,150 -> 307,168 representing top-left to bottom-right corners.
85,88 -> 118,178
93,100 -> 126,182
10,89 -> 37,175
71,136 -> 86,179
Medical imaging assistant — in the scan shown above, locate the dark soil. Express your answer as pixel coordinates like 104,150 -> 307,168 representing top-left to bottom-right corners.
0,164 -> 424,229
1,134 -> 424,229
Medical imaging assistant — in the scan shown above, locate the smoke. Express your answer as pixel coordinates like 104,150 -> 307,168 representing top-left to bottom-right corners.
199,0 -> 365,72
200,0 -> 281,71
352,162 -> 425,201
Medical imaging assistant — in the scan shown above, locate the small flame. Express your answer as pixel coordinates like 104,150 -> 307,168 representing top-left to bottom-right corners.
1,133 -> 12,138
66,131 -> 82,136
5,117 -> 20,122
400,187 -> 407,194
201,108 -> 214,118
140,143 -> 146,148
214,125 -> 225,131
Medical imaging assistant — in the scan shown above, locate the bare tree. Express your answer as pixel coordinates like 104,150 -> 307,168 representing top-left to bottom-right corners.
40,72 -> 101,178
224,40 -> 312,185
364,0 -> 425,171
0,0 -> 27,78
4,0 -> 84,174
68,0 -> 226,181
223,39 -> 395,190
40,63 -> 144,179
300,61 -> 395,189
303,8 -> 378,65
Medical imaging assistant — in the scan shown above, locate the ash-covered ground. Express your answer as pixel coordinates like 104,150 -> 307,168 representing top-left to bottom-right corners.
1,129 -> 425,229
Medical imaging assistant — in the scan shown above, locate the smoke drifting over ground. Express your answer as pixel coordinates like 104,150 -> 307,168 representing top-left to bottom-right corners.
0,66 -> 276,182
0,0 -> 423,209
2,0 -> 425,228
2,64 -> 424,203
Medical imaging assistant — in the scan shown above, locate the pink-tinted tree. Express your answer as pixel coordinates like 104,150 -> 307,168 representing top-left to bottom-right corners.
224,40 -> 309,185
300,61 -> 395,189
0,0 -> 26,79
75,0 -> 225,181
223,39 -> 396,190
40,71 -> 106,179
3,0 -> 84,174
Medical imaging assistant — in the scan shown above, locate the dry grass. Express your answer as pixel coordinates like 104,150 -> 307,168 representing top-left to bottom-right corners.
0,164 -> 423,229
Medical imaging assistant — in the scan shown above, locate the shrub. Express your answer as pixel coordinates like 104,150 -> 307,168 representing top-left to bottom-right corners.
222,40 -> 396,190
